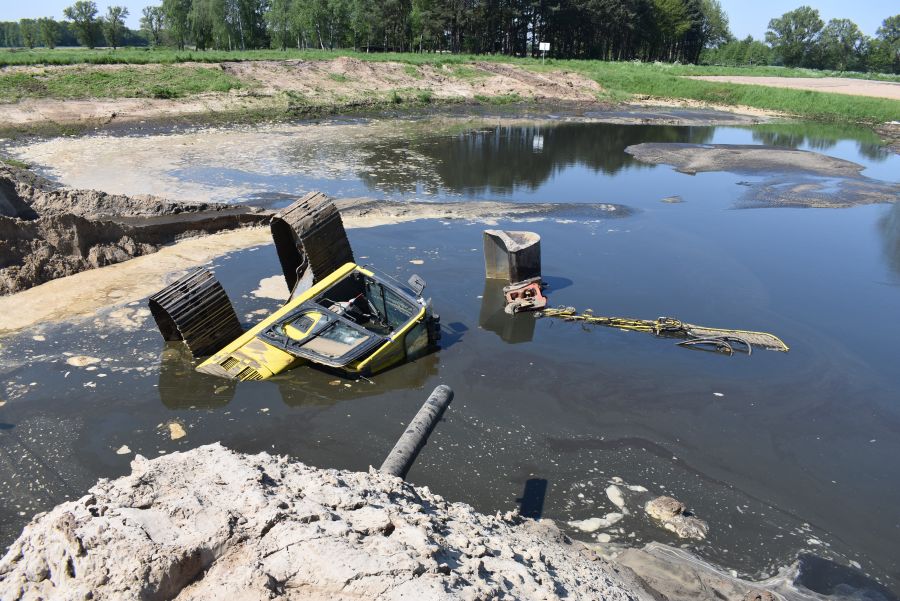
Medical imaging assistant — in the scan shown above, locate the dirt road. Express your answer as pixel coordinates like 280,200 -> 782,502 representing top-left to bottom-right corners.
687,76 -> 900,101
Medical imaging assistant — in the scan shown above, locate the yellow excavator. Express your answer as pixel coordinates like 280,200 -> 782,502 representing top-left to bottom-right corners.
148,193 -> 440,381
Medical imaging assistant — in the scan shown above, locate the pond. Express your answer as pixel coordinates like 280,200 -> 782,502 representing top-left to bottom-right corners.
2,109 -> 899,597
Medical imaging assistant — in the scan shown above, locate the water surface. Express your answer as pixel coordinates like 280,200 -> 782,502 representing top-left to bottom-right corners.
2,113 -> 899,596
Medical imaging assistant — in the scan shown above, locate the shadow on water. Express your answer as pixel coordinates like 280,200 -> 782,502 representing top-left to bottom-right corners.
440,321 -> 469,349
478,279 -> 536,344
797,554 -> 899,601
516,478 -> 548,520
542,275 -> 573,293
356,123 -> 716,196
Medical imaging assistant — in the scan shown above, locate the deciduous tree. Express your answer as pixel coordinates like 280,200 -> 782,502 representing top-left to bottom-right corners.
765,5 -> 824,67
19,19 -> 38,49
819,18 -> 866,71
140,6 -> 165,46
162,0 -> 191,49
39,18 -> 62,49
63,1 -> 100,48
102,6 -> 129,49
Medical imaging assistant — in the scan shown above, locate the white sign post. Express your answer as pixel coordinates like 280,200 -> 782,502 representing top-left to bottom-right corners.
538,41 -> 550,64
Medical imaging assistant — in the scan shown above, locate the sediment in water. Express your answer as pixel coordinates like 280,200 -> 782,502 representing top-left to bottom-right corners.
624,143 -> 900,208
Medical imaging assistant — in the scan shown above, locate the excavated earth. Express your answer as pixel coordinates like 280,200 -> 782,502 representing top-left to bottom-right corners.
0,444 -> 647,601
0,57 -> 607,131
0,163 -> 268,295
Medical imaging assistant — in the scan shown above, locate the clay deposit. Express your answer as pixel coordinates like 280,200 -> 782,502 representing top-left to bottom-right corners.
0,444 -> 646,601
624,142 -> 900,208
625,143 -> 865,177
0,163 -> 268,295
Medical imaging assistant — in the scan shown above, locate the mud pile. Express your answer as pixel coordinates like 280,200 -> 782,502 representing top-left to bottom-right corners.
0,163 -> 267,295
0,444 -> 645,601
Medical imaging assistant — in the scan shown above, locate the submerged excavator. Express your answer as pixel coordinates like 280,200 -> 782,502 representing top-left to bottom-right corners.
148,192 -> 440,382
148,192 -> 787,382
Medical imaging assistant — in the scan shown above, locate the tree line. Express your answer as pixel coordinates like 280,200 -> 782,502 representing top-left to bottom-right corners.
703,7 -> 899,73
2,1 -> 898,74
147,0 -> 732,63
1,2 -> 145,49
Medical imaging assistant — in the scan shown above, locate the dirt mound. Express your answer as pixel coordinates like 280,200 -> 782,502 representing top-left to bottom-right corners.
0,163 -> 224,219
0,214 -> 156,294
0,163 -> 268,295
0,58 -> 609,130
0,443 -> 645,601
222,57 -> 603,103
474,61 -> 603,99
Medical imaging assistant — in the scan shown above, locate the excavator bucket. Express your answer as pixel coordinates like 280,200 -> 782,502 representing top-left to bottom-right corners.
483,229 -> 541,282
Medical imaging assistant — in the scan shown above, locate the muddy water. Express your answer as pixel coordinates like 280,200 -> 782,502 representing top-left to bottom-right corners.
3,113 -> 900,596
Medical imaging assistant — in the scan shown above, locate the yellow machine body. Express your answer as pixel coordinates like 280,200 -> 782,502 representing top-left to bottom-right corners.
197,263 -> 434,381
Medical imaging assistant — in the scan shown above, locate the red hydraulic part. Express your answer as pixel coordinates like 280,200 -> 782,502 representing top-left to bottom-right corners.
503,277 -> 547,314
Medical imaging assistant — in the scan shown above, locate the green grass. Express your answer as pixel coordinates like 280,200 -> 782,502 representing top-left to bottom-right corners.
448,65 -> 486,79
327,72 -> 350,83
0,64 -> 244,102
0,157 -> 30,169
2,47 -> 898,125
527,59 -> 900,125
474,92 -> 524,105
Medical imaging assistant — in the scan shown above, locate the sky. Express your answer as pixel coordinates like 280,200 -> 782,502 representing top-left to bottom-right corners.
0,0 -> 895,39
715,0 -> 890,39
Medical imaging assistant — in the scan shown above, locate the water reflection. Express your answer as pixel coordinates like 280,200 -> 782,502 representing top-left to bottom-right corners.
751,123 -> 890,161
158,345 -> 235,409
478,279 -> 536,343
357,123 -> 715,196
276,354 -> 439,407
157,344 -> 439,410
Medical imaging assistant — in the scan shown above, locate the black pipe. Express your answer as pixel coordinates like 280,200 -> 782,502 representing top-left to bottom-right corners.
379,385 -> 453,479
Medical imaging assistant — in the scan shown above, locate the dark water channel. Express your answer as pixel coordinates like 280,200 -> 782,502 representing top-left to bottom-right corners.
2,114 -> 900,596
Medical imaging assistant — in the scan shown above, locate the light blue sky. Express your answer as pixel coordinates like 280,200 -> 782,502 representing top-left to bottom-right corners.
0,0 -> 895,39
